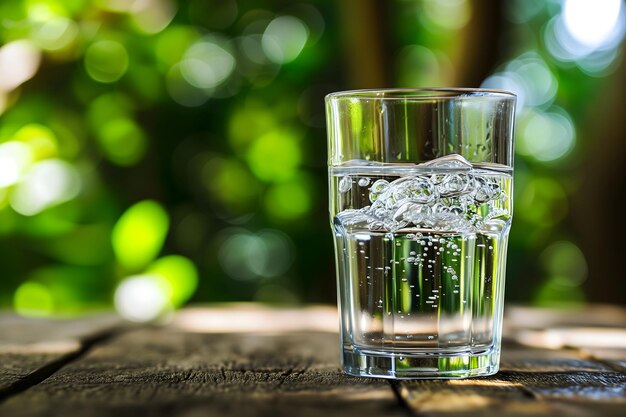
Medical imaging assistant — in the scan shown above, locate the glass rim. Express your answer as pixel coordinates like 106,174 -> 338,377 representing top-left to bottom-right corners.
325,88 -> 516,101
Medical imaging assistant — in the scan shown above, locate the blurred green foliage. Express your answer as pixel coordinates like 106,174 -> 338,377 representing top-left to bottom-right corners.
0,0 -> 624,318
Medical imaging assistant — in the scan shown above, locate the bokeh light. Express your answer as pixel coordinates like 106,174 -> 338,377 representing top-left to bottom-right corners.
181,36 -> 236,90
264,175 -> 313,221
481,52 -> 558,112
97,118 -> 147,166
84,40 -> 129,83
166,63 -> 209,107
147,255 -> 198,307
544,0 -> 626,73
517,108 -> 575,162
155,25 -> 199,68
228,102 -> 277,152
540,240 -> 588,286
262,16 -> 309,64
517,176 -> 568,227
112,200 -> 169,271
13,124 -> 58,160
10,159 -> 81,216
218,228 -> 295,281
0,40 -> 41,93
535,240 -> 588,306
114,274 -> 172,322
563,0 -> 623,48
397,45 -> 453,87
131,0 -> 177,34
506,53 -> 558,107
14,281 -> 54,317
31,16 -> 79,52
481,71 -> 527,112
420,0 -> 472,31
246,129 -> 302,182
0,142 -> 32,188
202,156 -> 260,213
1,0 -> 625,315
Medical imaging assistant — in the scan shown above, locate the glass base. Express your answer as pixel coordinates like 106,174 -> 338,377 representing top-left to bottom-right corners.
342,345 -> 500,379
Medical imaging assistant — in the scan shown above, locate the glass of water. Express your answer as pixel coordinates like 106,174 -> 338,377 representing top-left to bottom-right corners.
326,89 -> 516,379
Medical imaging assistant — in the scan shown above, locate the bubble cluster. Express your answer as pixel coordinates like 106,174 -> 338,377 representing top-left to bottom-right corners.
338,154 -> 510,233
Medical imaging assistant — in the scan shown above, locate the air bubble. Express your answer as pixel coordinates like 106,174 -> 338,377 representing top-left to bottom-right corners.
339,176 -> 352,193
369,179 -> 389,202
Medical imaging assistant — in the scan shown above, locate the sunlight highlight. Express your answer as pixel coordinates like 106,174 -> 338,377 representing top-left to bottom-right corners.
0,41 -> 41,92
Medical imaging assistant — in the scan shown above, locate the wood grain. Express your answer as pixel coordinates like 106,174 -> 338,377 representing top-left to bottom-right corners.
396,344 -> 626,417
1,305 -> 625,417
0,314 -> 119,396
0,329 -> 407,417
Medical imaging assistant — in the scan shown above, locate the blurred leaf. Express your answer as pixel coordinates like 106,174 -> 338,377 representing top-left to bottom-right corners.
97,118 -> 147,166
246,128 -> 302,182
228,103 -> 277,153
87,93 -> 134,129
112,200 -> 169,271
202,156 -> 260,213
147,255 -> 198,307
84,40 -> 129,83
12,123 -> 58,160
155,25 -> 199,68
264,173 -> 313,220
14,282 -> 53,317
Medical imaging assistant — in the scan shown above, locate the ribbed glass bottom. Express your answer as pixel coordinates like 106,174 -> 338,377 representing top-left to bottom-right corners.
342,345 -> 500,379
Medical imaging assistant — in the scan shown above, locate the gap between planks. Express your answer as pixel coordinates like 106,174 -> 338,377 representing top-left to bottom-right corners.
0,329 -> 119,404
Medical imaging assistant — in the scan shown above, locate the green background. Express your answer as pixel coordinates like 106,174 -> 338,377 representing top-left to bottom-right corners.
0,0 -> 624,318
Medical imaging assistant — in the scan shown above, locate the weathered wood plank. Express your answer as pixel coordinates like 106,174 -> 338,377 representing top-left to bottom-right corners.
396,344 -> 626,417
397,301 -> 626,417
397,377 -> 625,417
0,328 -> 406,417
0,314 -> 119,396
500,345 -> 617,372
2,305 -> 625,417
396,378 -> 561,417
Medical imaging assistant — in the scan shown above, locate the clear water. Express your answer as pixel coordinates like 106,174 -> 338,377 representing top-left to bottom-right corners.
330,155 -> 512,376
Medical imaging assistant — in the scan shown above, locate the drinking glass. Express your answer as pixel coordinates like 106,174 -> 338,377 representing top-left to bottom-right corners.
326,88 -> 516,379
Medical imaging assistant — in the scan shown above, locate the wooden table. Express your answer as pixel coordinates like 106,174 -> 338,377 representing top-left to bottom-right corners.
1,304 -> 625,416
